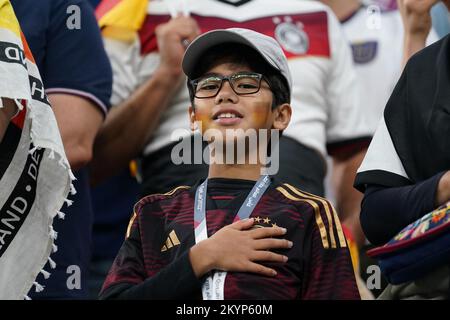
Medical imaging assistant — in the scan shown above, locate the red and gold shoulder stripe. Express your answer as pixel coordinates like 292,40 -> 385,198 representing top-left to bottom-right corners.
134,185 -> 191,211
276,183 -> 347,249
154,185 -> 191,197
126,185 -> 191,238
125,212 -> 137,239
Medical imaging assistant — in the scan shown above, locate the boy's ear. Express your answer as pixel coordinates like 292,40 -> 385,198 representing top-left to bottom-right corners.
189,105 -> 196,132
272,103 -> 291,131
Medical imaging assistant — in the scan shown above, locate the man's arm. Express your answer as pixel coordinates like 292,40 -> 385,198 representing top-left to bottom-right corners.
0,98 -> 18,142
23,0 -> 112,171
49,94 -> 103,170
360,171 -> 450,245
90,17 -> 200,185
90,65 -> 181,184
398,0 -> 440,66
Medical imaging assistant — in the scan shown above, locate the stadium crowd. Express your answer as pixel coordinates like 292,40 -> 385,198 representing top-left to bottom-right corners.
0,0 -> 449,300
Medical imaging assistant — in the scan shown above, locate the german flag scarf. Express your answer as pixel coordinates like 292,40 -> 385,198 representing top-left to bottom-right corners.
0,0 -> 74,299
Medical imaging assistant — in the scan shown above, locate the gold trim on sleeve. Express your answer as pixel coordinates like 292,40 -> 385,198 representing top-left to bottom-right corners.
284,184 -> 347,248
276,186 -> 329,249
125,212 -> 137,239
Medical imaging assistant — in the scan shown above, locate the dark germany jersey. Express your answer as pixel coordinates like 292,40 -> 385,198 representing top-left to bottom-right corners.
100,178 -> 360,300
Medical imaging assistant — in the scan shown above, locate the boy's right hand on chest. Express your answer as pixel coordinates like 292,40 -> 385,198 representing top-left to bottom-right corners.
189,218 -> 293,278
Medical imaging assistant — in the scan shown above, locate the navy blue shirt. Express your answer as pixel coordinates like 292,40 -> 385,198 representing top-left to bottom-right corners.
11,0 -> 112,299
360,172 -> 447,246
86,0 -> 141,268
91,169 -> 140,261
88,0 -> 101,8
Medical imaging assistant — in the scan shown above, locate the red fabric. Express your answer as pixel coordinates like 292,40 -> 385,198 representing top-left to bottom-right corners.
138,12 -> 330,58
95,0 -> 122,21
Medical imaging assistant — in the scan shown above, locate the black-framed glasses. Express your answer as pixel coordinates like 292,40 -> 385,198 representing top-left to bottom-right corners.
190,72 -> 268,99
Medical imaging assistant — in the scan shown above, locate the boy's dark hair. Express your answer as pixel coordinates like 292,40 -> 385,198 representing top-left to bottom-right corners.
187,43 -> 290,109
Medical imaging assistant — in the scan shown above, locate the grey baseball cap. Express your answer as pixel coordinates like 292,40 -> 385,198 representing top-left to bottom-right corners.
182,28 -> 292,95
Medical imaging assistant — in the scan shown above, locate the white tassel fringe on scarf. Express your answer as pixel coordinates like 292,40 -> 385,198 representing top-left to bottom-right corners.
0,0 -> 74,300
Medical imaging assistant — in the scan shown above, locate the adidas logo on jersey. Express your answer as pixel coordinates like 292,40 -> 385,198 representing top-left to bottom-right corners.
161,230 -> 181,252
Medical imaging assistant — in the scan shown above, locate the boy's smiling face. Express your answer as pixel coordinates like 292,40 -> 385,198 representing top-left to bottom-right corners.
189,61 -> 289,143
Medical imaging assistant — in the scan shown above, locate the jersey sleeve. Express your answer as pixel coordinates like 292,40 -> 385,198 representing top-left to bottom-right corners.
43,0 -> 112,115
325,10 -> 372,156
99,212 -> 147,297
99,207 -> 203,300
301,199 -> 360,300
354,117 -> 411,192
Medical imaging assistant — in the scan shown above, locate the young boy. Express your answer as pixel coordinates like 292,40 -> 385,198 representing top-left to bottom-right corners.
99,28 -> 360,300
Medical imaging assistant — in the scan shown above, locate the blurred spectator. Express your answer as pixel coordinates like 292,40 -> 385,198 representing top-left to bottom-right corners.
319,0 -> 437,247
355,1 -> 450,299
371,0 -> 449,37
11,0 -> 112,299
397,0 -> 441,65
320,0 -> 437,299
